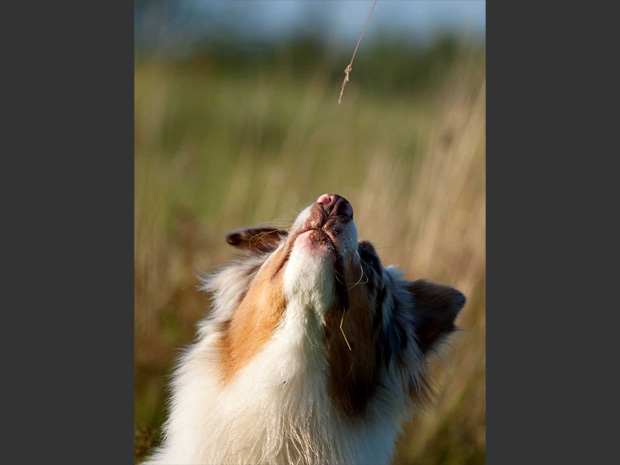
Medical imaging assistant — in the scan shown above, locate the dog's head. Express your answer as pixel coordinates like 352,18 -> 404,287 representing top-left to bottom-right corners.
206,194 -> 465,417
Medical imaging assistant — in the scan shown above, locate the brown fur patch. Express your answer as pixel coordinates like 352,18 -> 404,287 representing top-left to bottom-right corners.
324,259 -> 382,417
217,247 -> 288,384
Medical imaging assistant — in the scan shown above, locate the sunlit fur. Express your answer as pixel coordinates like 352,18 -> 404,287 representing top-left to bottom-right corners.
144,200 -> 464,465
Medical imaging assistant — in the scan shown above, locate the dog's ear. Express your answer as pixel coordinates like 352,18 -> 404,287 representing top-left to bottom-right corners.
408,280 -> 466,354
225,227 -> 288,253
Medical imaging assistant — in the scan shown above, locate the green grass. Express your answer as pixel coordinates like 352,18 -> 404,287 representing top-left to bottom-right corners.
135,45 -> 485,464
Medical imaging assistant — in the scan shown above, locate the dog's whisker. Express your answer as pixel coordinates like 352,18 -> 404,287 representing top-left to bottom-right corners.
346,264 -> 367,290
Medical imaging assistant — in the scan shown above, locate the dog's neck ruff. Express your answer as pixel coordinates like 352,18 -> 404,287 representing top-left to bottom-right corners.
144,274 -> 414,465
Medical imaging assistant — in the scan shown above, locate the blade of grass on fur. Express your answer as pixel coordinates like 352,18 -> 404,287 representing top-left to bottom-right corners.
338,0 -> 379,105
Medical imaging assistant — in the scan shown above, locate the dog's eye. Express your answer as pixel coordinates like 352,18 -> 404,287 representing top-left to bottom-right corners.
358,248 -> 381,274
364,254 -> 380,271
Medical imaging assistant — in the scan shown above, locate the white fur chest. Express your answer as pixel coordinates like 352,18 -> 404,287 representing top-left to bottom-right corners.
145,299 -> 401,465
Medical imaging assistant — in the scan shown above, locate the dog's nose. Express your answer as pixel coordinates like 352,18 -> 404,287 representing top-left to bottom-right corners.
316,194 -> 353,219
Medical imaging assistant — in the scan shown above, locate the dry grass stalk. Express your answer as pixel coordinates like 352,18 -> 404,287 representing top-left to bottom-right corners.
338,0 -> 378,105
340,308 -> 353,351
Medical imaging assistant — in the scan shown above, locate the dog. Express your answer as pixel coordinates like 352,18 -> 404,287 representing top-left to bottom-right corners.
143,194 -> 465,465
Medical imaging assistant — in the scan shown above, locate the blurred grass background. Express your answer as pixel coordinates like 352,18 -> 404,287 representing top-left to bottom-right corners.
135,2 -> 485,464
